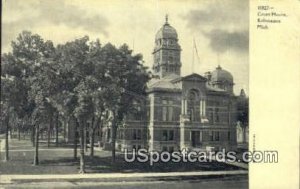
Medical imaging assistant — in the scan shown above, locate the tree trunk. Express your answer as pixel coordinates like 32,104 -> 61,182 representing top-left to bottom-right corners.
90,117 -> 100,157
18,125 -> 21,141
79,120 -> 85,174
23,130 -> 26,140
22,122 -> 26,139
74,118 -> 78,160
32,127 -> 35,147
33,124 -> 39,165
47,115 -> 53,148
90,128 -> 95,157
98,120 -> 103,149
9,127 -> 12,139
111,121 -> 117,163
55,113 -> 59,147
63,118 -> 67,142
84,127 -> 88,153
4,115 -> 9,162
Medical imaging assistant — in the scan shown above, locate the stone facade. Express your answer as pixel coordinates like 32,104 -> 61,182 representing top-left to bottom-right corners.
112,17 -> 242,152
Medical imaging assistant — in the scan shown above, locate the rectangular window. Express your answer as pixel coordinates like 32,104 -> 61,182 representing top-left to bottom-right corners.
162,130 -> 174,141
162,130 -> 168,141
199,99 -> 206,117
215,131 -> 220,141
133,130 -> 137,140
162,100 -> 174,122
208,108 -> 213,124
137,130 -> 141,140
168,106 -> 173,121
168,100 -> 173,121
200,131 -> 203,142
162,106 -> 167,121
209,131 -> 220,141
228,131 -> 231,140
168,130 -> 174,141
209,131 -> 214,141
215,108 -> 219,122
133,129 -> 142,140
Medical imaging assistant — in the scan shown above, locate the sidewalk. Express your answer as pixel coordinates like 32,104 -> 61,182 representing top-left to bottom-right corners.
206,155 -> 248,170
223,161 -> 248,169
0,170 -> 248,184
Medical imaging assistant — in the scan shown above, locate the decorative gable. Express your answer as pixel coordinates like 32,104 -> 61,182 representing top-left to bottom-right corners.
171,73 -> 207,83
182,73 -> 207,82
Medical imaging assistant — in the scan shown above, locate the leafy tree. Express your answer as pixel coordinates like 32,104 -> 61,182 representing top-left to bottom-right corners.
74,83 -> 94,173
1,52 -> 31,161
99,43 -> 150,162
2,31 -> 151,171
8,31 -> 56,165
84,40 -> 108,157
0,74 -> 14,161
53,36 -> 90,171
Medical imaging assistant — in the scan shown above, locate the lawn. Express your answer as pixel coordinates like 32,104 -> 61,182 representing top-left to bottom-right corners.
0,139 -> 245,175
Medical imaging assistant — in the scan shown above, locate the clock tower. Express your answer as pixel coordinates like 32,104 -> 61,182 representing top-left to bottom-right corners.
153,15 -> 182,78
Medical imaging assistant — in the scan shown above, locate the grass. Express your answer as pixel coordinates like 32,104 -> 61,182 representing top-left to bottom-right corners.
0,138 -> 244,175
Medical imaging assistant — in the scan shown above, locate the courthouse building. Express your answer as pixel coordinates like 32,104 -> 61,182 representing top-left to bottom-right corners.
102,17 -> 246,152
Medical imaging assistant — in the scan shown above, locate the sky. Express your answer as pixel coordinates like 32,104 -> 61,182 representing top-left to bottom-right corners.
2,0 -> 249,95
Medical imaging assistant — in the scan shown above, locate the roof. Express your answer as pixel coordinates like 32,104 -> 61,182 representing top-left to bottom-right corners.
211,65 -> 233,83
155,21 -> 178,40
172,73 -> 207,83
147,74 -> 181,92
147,73 -> 230,94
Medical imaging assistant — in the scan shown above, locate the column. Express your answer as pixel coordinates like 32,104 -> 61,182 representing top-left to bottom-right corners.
149,94 -> 155,151
184,99 -> 188,114
203,100 -> 206,116
181,99 -> 185,114
200,100 -> 203,117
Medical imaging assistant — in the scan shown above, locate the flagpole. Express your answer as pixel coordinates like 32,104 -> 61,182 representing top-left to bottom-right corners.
194,38 -> 200,65
192,38 -> 195,74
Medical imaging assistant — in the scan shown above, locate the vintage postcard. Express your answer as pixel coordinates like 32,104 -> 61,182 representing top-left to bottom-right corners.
1,0 -> 299,188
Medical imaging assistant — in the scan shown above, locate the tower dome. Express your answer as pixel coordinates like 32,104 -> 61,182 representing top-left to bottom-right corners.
211,65 -> 233,83
155,15 -> 178,40
211,65 -> 234,93
155,18 -> 178,40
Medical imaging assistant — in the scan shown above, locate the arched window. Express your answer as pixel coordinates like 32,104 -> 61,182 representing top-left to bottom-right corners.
188,89 -> 199,122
